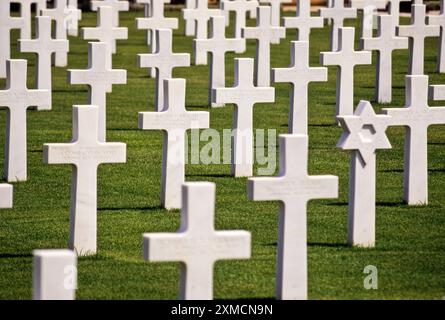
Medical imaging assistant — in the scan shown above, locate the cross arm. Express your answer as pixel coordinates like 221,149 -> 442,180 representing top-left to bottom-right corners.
143,233 -> 188,262
214,231 -> 251,261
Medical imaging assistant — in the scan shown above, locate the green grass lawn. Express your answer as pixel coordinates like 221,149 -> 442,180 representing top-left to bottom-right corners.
0,9 -> 444,300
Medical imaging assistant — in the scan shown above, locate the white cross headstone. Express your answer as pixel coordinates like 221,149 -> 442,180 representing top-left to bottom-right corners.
18,16 -> 69,110
272,41 -> 327,134
362,14 -> 408,103
222,0 -> 259,38
0,59 -> 50,182
184,0 -> 197,36
320,27 -> 371,118
83,6 -> 128,57
319,0 -> 357,51
0,1 -> 24,78
213,58 -> 275,177
68,42 -> 127,142
427,0 -> 445,73
138,29 -> 190,111
33,250 -> 77,300
11,0 -> 46,39
382,76 -> 445,205
337,100 -> 392,247
41,0 -> 71,67
283,0 -> 324,41
32,249 -> 77,300
66,0 -> 82,37
138,79 -> 209,209
136,0 -> 178,78
143,182 -> 251,300
243,6 -> 285,87
195,16 -> 245,107
248,134 -> 338,300
0,184 -> 13,208
387,0 -> 411,28
397,4 -> 440,75
259,0 -> 291,26
350,0 -> 387,40
136,0 -> 152,45
91,0 -> 129,27
43,105 -> 127,256
182,0 -> 223,65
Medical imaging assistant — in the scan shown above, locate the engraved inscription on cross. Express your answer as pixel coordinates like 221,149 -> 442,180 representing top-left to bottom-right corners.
195,16 -> 245,107
138,29 -> 190,111
138,79 -> 209,210
383,76 -> 445,205
43,106 -> 127,256
213,58 -> 275,177
272,41 -> 327,134
0,60 -> 50,182
69,42 -> 127,142
248,134 -> 338,300
143,182 -> 251,300
321,27 -> 371,118
19,16 -> 69,110
283,0 -> 324,41
242,6 -> 285,87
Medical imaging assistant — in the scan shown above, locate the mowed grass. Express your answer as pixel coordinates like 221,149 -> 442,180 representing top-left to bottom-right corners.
0,9 -> 444,300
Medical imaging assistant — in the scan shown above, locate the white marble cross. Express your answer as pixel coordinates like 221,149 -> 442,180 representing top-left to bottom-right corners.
83,6 -> 128,57
272,41 -> 327,134
259,0 -> 291,26
91,0 -> 129,27
136,0 -> 177,78
69,42 -> 127,142
33,250 -> 77,300
195,16 -> 245,107
143,182 -> 251,300
0,59 -> 50,182
337,100 -> 392,247
0,184 -> 13,209
362,15 -> 408,103
427,0 -> 445,73
283,0 -> 324,41
66,0 -> 82,37
43,106 -> 127,256
382,76 -> 445,205
320,27 -> 371,118
138,29 -> 190,111
182,0 -> 223,65
222,0 -> 259,38
138,79 -> 209,209
41,0 -> 72,67
350,0 -> 387,40
11,0 -> 46,39
430,83 -> 445,101
248,134 -> 338,300
0,1 -> 24,78
18,16 -> 69,110
387,0 -> 411,28
184,0 -> 196,36
319,0 -> 357,51
398,4 -> 440,75
243,6 -> 285,87
213,58 -> 275,177
136,0 -> 152,45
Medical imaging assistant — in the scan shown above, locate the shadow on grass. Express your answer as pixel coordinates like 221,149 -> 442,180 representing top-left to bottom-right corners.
0,253 -> 32,259
265,242 -> 348,248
